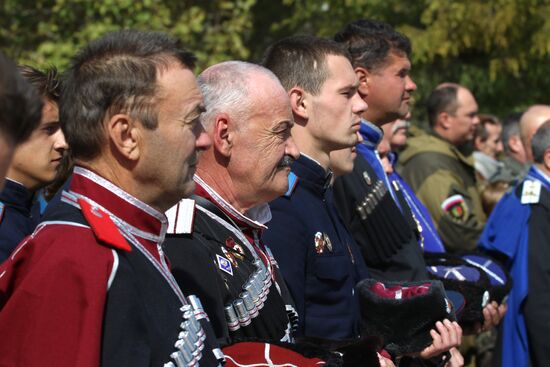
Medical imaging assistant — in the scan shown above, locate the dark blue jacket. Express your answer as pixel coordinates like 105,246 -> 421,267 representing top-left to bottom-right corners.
0,179 -> 39,262
262,154 -> 369,340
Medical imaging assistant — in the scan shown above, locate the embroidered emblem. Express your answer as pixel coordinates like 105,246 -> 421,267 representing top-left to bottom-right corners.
314,232 -> 332,254
216,254 -> 233,275
521,180 -> 541,204
362,171 -> 372,185
221,247 -> 238,268
441,194 -> 468,221
225,236 -> 244,261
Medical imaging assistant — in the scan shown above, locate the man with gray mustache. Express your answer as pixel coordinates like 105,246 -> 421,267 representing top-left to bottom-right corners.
164,61 -> 302,345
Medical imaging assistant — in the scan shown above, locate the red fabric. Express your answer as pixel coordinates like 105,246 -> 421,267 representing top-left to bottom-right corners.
223,342 -> 325,367
370,282 -> 431,299
0,224 -> 112,366
380,348 -> 392,360
0,169 -> 167,366
79,198 -> 131,252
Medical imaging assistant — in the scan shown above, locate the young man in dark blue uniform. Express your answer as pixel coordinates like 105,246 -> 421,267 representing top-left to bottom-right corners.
261,36 -> 370,341
0,66 -> 68,262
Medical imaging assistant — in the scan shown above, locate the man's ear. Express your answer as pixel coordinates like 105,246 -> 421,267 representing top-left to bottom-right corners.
355,66 -> 370,96
508,135 -> 523,154
289,87 -> 308,122
439,112 -> 452,130
107,113 -> 140,161
473,136 -> 483,151
212,113 -> 232,158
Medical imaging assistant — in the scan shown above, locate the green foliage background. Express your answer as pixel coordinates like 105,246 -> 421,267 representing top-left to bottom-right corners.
3,0 -> 550,122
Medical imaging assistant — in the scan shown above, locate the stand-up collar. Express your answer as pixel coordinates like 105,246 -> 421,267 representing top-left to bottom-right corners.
359,120 -> 383,147
0,178 -> 35,213
194,175 -> 271,230
292,154 -> 333,194
68,166 -> 167,238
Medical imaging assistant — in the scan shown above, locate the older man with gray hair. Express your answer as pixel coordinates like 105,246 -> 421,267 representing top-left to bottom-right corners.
164,61 -> 302,346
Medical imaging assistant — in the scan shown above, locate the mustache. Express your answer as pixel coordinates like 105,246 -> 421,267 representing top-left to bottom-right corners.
277,155 -> 295,168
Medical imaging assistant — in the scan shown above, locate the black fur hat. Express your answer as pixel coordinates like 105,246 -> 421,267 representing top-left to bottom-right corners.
356,279 -> 456,356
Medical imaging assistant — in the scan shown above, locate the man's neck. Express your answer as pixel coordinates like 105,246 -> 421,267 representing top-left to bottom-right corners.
195,166 -> 254,214
291,127 -> 330,171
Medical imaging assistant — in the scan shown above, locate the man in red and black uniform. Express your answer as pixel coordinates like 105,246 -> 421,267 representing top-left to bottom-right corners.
0,30 -> 223,366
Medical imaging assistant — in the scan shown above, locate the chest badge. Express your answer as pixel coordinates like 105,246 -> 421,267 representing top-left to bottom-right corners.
221,247 -> 238,268
314,232 -> 333,254
225,236 -> 245,261
216,254 -> 233,276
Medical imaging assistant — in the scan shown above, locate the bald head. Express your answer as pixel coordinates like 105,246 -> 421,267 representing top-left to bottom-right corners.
520,105 -> 550,161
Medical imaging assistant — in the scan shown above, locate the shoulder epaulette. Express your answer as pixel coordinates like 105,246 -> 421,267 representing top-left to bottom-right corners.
284,172 -> 299,197
78,198 -> 131,252
520,179 -> 541,205
165,199 -> 195,235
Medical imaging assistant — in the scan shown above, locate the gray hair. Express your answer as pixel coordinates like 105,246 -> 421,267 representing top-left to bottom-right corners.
531,119 -> 550,163
501,112 -> 522,153
198,61 -> 282,129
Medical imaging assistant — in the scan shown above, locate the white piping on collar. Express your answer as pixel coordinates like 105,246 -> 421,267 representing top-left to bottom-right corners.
194,175 -> 270,229
62,190 -> 164,243
73,167 -> 168,230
